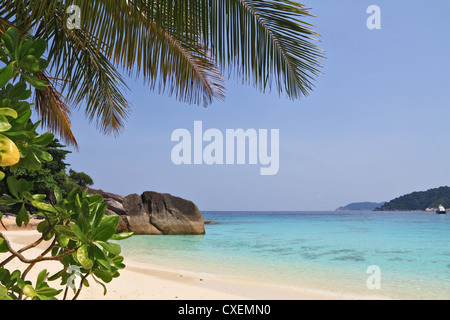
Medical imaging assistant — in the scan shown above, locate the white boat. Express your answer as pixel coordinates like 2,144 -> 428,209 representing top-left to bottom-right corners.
436,205 -> 446,214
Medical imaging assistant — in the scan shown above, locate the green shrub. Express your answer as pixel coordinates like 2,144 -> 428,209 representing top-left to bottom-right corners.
0,27 -> 132,300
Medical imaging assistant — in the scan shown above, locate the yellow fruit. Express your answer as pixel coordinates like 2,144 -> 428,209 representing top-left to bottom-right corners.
0,134 -> 20,166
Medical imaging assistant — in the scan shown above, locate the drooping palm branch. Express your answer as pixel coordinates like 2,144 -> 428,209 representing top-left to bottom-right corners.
0,0 -> 323,148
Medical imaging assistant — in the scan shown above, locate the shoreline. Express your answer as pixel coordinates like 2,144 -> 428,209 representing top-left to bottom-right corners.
0,230 -> 384,300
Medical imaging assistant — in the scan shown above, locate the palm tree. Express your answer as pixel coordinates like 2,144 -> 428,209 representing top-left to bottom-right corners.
0,0 -> 323,148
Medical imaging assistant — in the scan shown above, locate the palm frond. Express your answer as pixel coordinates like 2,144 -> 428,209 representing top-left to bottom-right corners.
210,0 -> 324,98
49,23 -> 131,135
33,72 -> 78,149
74,0 -> 225,106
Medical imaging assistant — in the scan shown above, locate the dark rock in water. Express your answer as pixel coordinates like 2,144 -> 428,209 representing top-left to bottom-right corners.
87,188 -> 205,235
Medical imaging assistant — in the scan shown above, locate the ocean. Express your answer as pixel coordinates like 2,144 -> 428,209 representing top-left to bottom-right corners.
119,211 -> 450,299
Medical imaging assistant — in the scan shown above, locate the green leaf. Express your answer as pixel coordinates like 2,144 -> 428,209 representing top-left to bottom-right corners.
58,234 -> 69,247
31,194 -> 46,201
96,241 -> 121,255
16,204 -> 29,227
0,171 -> 5,181
30,147 -> 53,162
13,109 -> 32,125
38,58 -> 49,72
75,193 -> 82,209
92,203 -> 108,228
54,225 -> 78,240
0,107 -> 18,119
47,269 -> 65,282
0,284 -> 13,300
111,255 -> 125,269
16,178 -> 33,193
9,82 -> 30,101
21,73 -> 49,90
92,273 -> 108,295
87,194 -> 103,205
70,223 -> 88,243
36,287 -> 61,298
0,99 -> 10,108
17,37 -> 34,62
32,132 -> 54,146
77,244 -> 94,269
0,268 -> 9,282
37,220 -> 49,234
2,131 -> 30,143
30,200 -> 56,213
5,27 -> 19,53
93,245 -> 111,270
0,115 -> 11,132
22,284 -> 36,298
10,269 -> 21,282
6,176 -> 18,198
1,33 -> 14,58
93,269 -> 113,284
36,270 -> 48,288
54,186 -> 63,203
92,215 -> 119,241
0,63 -> 14,88
20,55 -> 40,72
110,232 -> 133,241
13,101 -> 30,113
0,195 -> 20,206
30,39 -> 46,59
81,198 -> 90,220
22,191 -> 33,201
0,237 -> 8,253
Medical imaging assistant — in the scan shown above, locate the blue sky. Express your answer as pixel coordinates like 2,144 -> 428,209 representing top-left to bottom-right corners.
63,1 -> 450,211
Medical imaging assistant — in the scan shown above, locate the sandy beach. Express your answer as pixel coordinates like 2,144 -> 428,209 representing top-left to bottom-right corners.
0,230 -> 350,300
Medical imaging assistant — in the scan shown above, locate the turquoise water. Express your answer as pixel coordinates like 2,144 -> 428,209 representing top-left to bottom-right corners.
119,211 -> 450,299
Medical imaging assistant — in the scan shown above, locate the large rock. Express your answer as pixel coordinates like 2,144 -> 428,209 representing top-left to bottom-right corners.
123,191 -> 205,235
86,188 -> 126,215
87,188 -> 205,235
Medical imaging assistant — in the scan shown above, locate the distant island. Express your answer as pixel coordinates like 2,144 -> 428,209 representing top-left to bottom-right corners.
336,202 -> 386,211
375,186 -> 450,211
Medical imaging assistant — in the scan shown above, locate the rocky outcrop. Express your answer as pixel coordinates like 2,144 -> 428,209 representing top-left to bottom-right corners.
87,189 -> 205,235
86,189 -> 126,215
123,192 -> 205,235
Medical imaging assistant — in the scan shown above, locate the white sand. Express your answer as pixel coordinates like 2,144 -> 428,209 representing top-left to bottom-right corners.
0,230 -> 349,300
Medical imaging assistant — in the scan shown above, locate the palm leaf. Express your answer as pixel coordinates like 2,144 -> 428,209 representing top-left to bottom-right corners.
73,0 -> 225,106
210,0 -> 324,98
33,72 -> 77,149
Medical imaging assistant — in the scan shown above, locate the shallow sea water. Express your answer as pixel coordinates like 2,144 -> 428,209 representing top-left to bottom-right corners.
120,211 -> 450,299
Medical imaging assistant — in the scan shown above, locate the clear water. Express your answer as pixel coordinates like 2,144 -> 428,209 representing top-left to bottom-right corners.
119,211 -> 450,299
